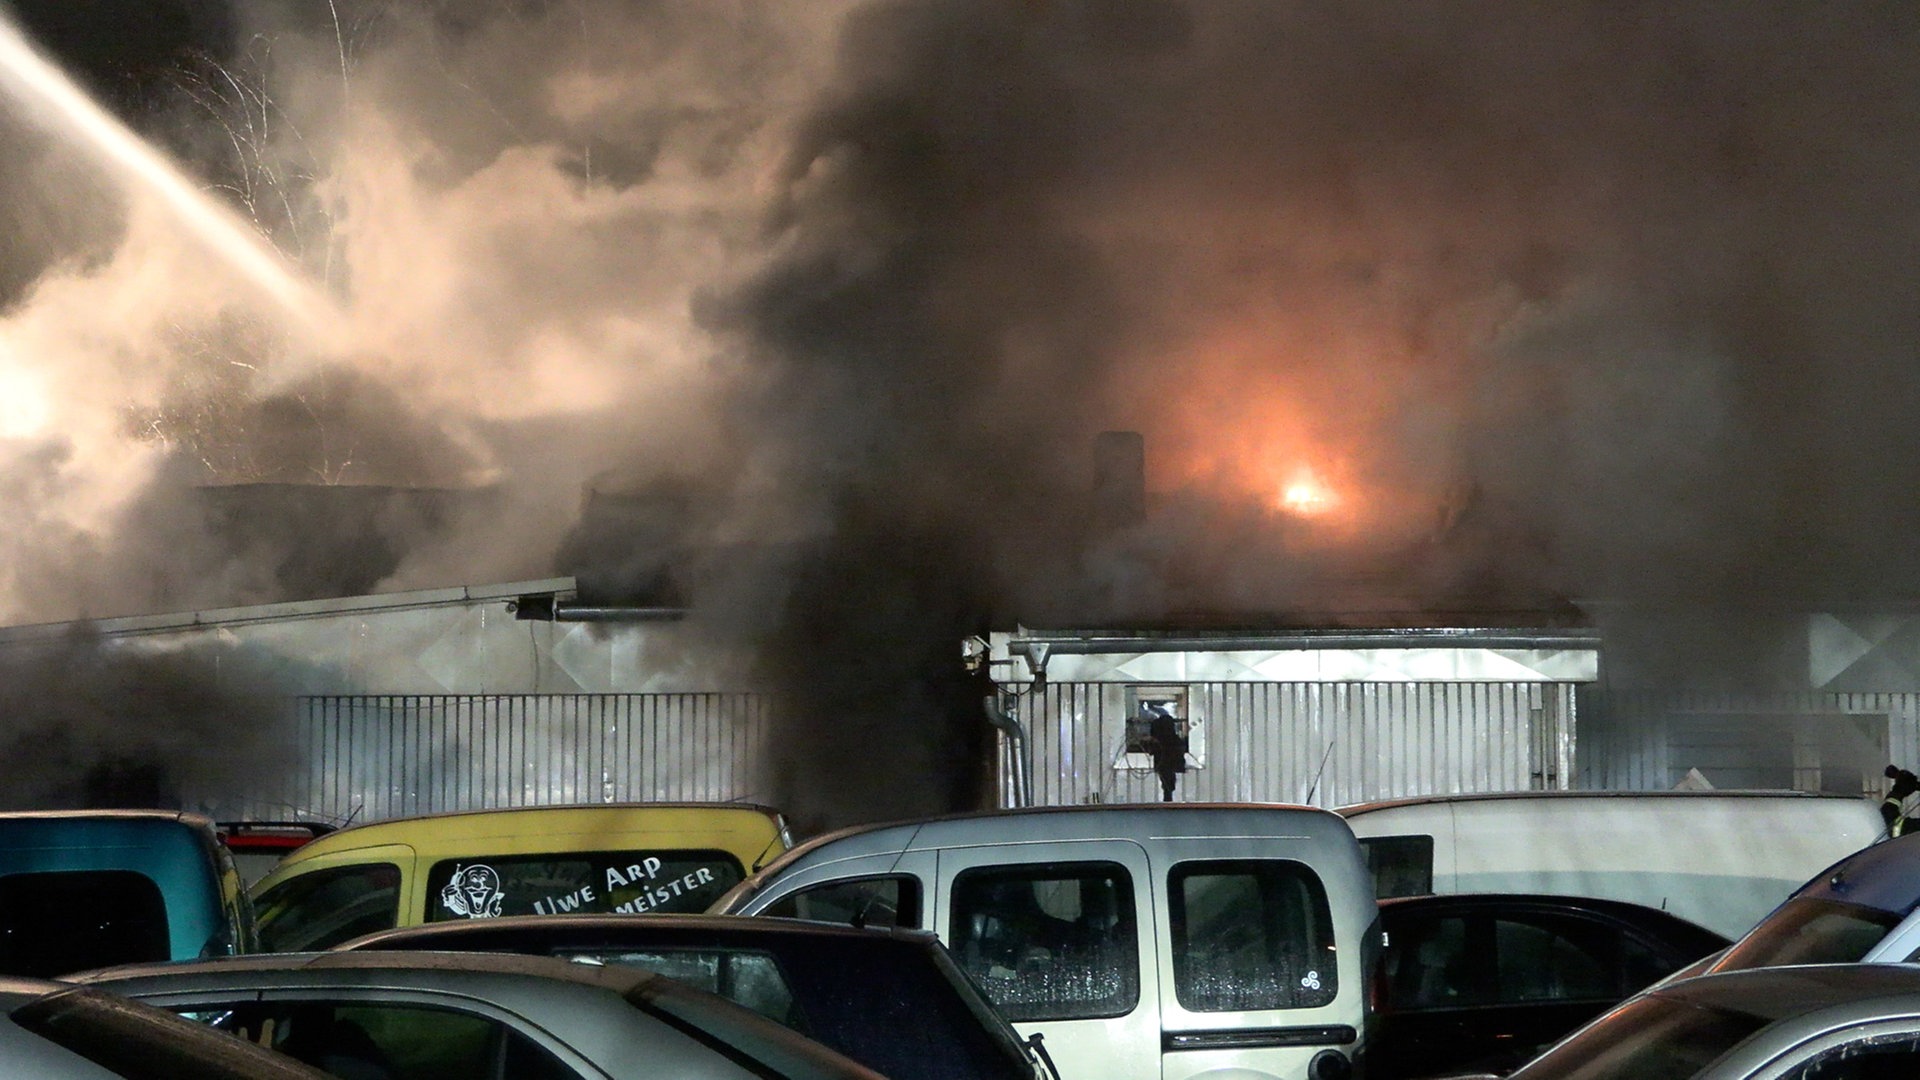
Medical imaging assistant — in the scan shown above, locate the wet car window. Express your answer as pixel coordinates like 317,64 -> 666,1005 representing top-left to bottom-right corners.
255,863 -> 401,952
1787,1032 -> 1920,1079
576,949 -> 797,1026
424,850 -> 742,921
950,862 -> 1140,1022
762,874 -> 921,929
1716,898 -> 1903,972
1506,996 -> 1766,1080
1170,859 -> 1338,1012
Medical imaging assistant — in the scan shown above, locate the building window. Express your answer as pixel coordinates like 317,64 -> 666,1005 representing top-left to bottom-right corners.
1114,686 -> 1204,771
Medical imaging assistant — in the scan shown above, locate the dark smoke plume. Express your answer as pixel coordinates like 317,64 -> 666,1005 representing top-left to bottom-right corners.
4,1 -> 1920,827
0,626 -> 302,814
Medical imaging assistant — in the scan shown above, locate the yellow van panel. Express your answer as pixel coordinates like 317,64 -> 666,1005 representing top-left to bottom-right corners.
251,804 -> 789,934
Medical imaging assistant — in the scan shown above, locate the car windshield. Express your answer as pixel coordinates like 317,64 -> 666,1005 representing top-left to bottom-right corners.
1506,996 -> 1768,1080
1715,898 -> 1905,972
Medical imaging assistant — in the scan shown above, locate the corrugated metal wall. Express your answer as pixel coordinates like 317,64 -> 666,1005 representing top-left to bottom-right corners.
1579,690 -> 1920,793
235,694 -> 772,823
1000,681 -> 1578,809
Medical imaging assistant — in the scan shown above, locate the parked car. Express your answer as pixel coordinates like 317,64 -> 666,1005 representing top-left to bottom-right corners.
712,802 -> 1379,1080
1370,893 -> 1729,1078
68,949 -> 884,1080
218,821 -> 334,889
0,809 -> 256,977
250,802 -> 792,952
0,975 -> 329,1079
337,912 -> 1050,1079
1338,789 -> 1884,939
1487,963 -> 1920,1079
1684,829 -> 1920,982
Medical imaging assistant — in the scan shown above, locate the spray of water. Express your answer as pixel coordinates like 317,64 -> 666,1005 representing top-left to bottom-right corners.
0,13 -> 337,338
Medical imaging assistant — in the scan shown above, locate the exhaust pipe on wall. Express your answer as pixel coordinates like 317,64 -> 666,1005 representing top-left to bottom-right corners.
983,695 -> 1034,808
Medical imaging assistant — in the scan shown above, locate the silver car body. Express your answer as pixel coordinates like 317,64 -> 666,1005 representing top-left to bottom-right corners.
67,950 -> 883,1080
1507,963 -> 1920,1079
0,975 -> 329,1079
712,802 -> 1378,1080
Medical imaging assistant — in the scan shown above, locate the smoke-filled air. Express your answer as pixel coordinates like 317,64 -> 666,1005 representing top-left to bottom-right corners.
0,0 -> 1917,824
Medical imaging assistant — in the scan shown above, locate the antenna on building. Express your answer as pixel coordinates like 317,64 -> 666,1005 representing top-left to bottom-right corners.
1302,740 -> 1336,805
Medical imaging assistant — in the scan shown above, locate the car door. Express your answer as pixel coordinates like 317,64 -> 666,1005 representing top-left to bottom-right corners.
1376,902 -> 1651,1078
935,840 -> 1159,1080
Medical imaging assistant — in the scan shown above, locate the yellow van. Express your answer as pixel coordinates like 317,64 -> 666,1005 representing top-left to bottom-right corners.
251,803 -> 790,953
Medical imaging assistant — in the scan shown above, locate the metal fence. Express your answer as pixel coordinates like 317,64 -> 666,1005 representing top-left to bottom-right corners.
227,693 -> 773,824
1578,689 -> 1920,794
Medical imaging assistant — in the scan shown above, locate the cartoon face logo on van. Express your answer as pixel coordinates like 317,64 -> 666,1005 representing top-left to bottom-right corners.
440,864 -> 504,918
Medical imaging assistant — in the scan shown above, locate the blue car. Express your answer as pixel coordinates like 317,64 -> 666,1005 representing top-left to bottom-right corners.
0,810 -> 255,977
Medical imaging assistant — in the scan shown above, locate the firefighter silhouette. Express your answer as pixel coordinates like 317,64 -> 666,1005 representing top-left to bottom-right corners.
441,863 -> 504,918
1884,765 -> 1920,838
1143,703 -> 1188,802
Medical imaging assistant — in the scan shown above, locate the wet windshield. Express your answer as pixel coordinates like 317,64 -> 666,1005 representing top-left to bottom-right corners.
1715,898 -> 1905,972
1506,996 -> 1766,1080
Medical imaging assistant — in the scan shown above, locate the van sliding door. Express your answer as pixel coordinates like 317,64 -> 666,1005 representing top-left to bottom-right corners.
937,840 -> 1160,1080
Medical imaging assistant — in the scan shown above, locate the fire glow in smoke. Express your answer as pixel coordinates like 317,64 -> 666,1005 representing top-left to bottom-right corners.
0,0 -> 1917,826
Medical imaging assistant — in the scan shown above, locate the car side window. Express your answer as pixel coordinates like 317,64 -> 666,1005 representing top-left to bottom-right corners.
579,949 -> 798,1027
1785,1032 -> 1920,1079
1388,914 -> 1488,1008
187,1000 -> 579,1080
1169,859 -> 1339,1011
762,875 -> 922,929
254,863 -> 401,952
1493,915 -> 1616,1003
1359,835 -> 1435,898
949,862 -> 1140,1022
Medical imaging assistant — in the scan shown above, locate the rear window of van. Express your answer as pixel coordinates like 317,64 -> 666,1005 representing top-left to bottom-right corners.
949,862 -> 1140,1023
0,870 -> 170,976
1169,859 -> 1339,1012
425,850 -> 743,920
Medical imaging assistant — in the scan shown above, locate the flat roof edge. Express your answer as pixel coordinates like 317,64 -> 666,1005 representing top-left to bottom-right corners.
0,577 -> 580,643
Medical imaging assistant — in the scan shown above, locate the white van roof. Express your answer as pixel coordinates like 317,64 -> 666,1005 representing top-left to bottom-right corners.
764,802 -> 1356,871
1336,789 -> 1869,816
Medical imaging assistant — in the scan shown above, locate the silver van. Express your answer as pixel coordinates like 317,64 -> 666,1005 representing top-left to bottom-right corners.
711,803 -> 1378,1080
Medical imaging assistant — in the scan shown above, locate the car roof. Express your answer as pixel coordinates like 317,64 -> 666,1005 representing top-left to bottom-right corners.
271,802 -> 787,859
341,912 -> 942,950
750,801 -> 1354,877
67,947 -> 662,994
1378,891 -> 1732,944
1651,962 -> 1920,1022
1337,789 -> 1871,815
0,808 -> 214,828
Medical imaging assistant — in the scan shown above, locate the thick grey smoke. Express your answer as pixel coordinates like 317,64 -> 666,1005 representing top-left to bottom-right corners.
0,626 -> 302,814
2,1 -> 1919,826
